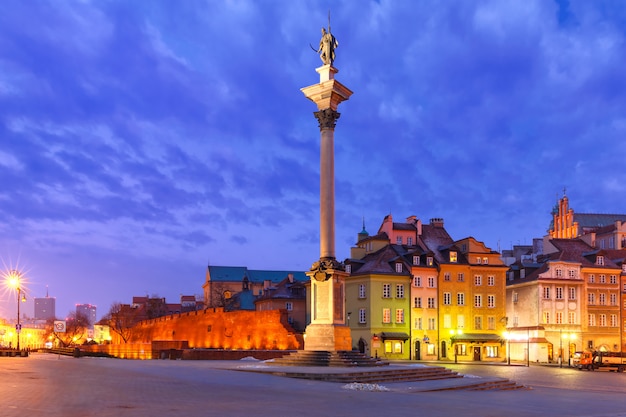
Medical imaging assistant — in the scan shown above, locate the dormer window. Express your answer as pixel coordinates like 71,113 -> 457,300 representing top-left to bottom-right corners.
476,257 -> 482,264
483,257 -> 488,264
596,256 -> 605,266
397,237 -> 402,244
427,257 -> 434,266
395,263 -> 403,273
413,256 -> 420,265
450,251 -> 457,263
345,265 -> 351,274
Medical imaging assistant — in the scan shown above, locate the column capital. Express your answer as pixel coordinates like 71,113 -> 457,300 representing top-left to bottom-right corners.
314,109 -> 340,130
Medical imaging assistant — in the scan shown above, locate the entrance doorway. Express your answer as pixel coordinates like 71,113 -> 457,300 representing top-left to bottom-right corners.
441,341 -> 447,358
358,338 -> 366,354
473,346 -> 481,361
414,340 -> 421,360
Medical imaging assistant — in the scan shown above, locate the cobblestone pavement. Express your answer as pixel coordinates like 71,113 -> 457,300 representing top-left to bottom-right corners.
2,353 -> 626,417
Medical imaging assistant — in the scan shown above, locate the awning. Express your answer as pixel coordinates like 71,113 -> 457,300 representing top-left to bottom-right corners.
452,333 -> 502,343
380,332 -> 410,341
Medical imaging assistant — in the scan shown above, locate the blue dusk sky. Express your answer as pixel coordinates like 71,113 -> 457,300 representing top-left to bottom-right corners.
1,1 -> 625,321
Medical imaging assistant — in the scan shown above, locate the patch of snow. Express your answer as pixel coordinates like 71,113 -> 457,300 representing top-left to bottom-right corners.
342,382 -> 390,392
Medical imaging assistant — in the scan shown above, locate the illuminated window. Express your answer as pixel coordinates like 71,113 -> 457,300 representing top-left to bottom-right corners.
486,346 -> 498,358
455,344 -> 467,355
224,290 -> 232,299
395,309 -> 404,323
414,297 -> 422,308
382,308 -> 391,323
443,292 -> 451,305
383,284 -> 391,298
474,275 -> 482,286
443,314 -> 451,328
476,257 -> 482,264
359,308 -> 366,324
483,257 -> 488,264
543,312 -> 550,324
457,315 -> 465,329
427,257 -> 434,266
385,341 -> 403,354
450,251 -> 457,263
457,273 -> 464,282
487,295 -> 495,308
474,316 -> 482,330
427,343 -> 436,355
487,276 -> 495,286
285,302 -> 293,311
396,284 -> 405,298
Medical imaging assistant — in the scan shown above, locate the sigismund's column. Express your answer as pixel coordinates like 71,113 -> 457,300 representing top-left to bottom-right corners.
301,24 -> 353,351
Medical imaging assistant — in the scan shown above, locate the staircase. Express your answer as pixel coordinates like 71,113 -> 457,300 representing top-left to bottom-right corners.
271,350 -> 388,367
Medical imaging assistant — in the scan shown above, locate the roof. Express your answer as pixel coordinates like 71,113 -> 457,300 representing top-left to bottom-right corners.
348,245 -> 412,276
207,266 -> 308,283
574,213 -> 626,229
453,333 -> 502,342
379,332 -> 410,341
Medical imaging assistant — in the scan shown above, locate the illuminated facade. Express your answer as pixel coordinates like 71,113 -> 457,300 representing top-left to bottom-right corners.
346,215 -> 508,362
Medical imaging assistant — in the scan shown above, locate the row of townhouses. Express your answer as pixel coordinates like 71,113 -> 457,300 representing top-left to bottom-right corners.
342,195 -> 626,363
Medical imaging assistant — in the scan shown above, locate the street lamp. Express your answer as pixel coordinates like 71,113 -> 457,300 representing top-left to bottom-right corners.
450,329 -> 463,363
6,270 -> 26,351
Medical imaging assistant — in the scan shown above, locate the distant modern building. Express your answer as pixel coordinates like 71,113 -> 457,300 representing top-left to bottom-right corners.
34,294 -> 56,321
76,304 -> 97,326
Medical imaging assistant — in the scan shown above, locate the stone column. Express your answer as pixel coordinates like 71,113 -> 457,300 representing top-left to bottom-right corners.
301,65 -> 353,351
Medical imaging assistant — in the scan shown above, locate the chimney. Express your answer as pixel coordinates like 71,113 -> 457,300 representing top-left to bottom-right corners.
430,218 -> 444,228
288,273 -> 294,283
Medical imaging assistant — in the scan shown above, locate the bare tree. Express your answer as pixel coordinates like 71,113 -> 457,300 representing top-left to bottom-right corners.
53,311 -> 90,347
100,302 -> 140,343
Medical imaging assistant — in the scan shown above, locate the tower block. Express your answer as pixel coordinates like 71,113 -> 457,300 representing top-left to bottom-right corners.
301,64 -> 353,351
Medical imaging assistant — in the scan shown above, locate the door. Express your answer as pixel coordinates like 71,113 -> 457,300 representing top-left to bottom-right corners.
473,346 -> 481,361
415,340 -> 421,360
441,341 -> 447,358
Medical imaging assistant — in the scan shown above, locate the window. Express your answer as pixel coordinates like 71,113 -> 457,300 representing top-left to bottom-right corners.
428,277 -> 436,288
359,308 -> 366,324
589,274 -> 595,283
487,295 -> 495,308
488,316 -> 495,330
414,297 -> 422,308
457,315 -> 465,329
444,272 -> 451,281
358,284 -> 366,299
383,284 -> 391,298
476,257 -> 482,264
383,308 -> 391,323
569,269 -> 576,278
395,263 -> 403,273
599,314 -> 607,327
385,340 -> 403,354
610,275 -> 617,284
457,293 -> 465,306
486,346 -> 498,358
569,287 -> 576,300
610,293 -> 617,305
407,237 -> 413,246
474,295 -> 482,308
450,251 -> 457,263
597,256 -> 605,266
428,318 -> 436,330
443,292 -> 452,305
556,287 -> 563,300
457,273 -> 465,282
556,312 -> 563,324
610,314 -> 618,327
427,257 -> 434,266
474,275 -> 482,286
455,344 -> 467,356
556,268 -> 563,277
345,264 -> 351,274
285,302 -> 293,311
543,287 -> 551,299
483,257 -> 489,265
474,316 -> 482,330
588,314 -> 596,326
396,309 -> 404,323
427,344 -> 436,355
443,314 -> 451,328
487,276 -> 495,286
588,293 -> 595,305
600,275 -> 606,284
396,284 -> 405,298
543,312 -> 550,324
413,256 -> 420,265
396,237 -> 402,245
413,276 -> 422,287
427,297 -> 436,308
415,317 -> 422,330
513,292 -> 518,303
568,312 -> 576,324
599,293 -> 606,305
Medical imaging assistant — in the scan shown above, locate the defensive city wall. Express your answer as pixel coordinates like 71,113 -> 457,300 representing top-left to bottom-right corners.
82,308 -> 303,359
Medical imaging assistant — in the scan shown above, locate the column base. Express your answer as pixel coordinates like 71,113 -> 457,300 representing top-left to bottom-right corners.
304,324 -> 352,351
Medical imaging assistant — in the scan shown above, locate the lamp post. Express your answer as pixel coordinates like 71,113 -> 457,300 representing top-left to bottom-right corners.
450,329 -> 463,363
504,331 -> 511,365
7,270 -> 26,351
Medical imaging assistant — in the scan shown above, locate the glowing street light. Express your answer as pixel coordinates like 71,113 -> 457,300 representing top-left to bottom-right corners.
503,331 -> 511,365
450,329 -> 463,363
5,270 -> 27,351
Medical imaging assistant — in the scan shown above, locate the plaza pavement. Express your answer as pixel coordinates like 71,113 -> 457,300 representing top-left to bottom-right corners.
1,353 -> 626,417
